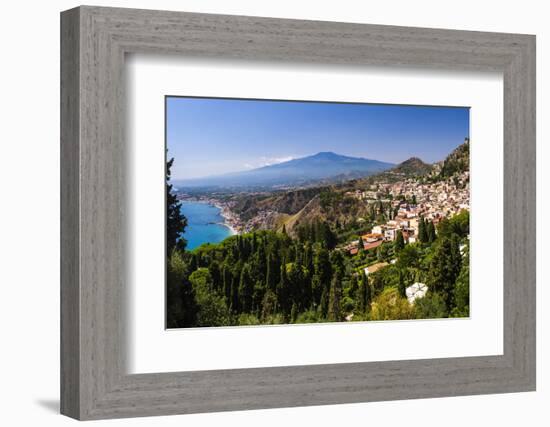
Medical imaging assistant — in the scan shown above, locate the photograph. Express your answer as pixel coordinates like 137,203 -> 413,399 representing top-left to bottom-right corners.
165,96 -> 471,328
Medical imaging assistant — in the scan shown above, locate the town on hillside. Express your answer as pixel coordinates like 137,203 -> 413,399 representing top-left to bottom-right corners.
342,168 -> 470,256
168,138 -> 471,327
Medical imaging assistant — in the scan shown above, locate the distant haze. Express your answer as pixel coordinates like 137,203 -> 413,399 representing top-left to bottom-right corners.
175,151 -> 395,188
167,97 -> 470,181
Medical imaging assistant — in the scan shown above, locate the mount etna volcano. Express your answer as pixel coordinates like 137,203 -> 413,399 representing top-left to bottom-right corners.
175,152 -> 395,189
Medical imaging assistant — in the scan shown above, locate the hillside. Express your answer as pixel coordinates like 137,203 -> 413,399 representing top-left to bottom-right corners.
438,138 -> 470,178
228,139 -> 470,236
391,157 -> 433,176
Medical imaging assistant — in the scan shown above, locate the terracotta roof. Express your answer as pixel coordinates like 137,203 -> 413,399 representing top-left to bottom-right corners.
361,233 -> 384,240
364,239 -> 383,251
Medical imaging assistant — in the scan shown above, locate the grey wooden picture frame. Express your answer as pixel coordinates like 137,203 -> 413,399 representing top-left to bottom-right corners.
60,5 -> 536,421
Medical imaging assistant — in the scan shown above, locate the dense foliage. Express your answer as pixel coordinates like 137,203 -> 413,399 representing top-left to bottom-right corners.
167,206 -> 470,328
166,154 -> 470,328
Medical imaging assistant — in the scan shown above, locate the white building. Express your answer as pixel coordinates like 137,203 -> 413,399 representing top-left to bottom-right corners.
406,282 -> 428,305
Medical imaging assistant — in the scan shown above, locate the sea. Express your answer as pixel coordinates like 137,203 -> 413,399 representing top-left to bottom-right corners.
179,201 -> 234,250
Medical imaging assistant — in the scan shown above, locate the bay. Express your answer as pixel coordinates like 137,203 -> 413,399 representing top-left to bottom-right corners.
179,201 -> 234,250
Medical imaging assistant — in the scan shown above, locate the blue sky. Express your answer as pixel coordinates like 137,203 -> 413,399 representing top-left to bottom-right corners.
166,97 -> 469,180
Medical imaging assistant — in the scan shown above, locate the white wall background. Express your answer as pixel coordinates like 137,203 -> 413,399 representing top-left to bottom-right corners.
0,0 -> 546,425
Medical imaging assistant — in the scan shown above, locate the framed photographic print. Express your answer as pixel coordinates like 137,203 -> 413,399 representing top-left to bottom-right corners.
164,95 -> 472,329
61,6 -> 536,420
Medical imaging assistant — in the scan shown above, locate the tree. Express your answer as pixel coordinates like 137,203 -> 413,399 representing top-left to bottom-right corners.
208,260 -> 222,292
397,269 -> 406,298
320,222 -> 337,250
222,264 -> 233,307
358,235 -> 365,254
166,157 -> 188,254
438,210 -> 470,239
330,250 -> 345,276
189,268 -> 230,327
238,263 -> 254,313
369,288 -> 415,321
357,272 -> 371,314
348,274 -> 359,301
166,250 -> 197,328
312,248 -> 331,308
396,243 -> 420,269
418,217 -> 428,243
328,271 -> 343,321
426,221 -> 436,243
265,251 -> 279,292
451,244 -> 470,317
276,260 -> 290,315
414,292 -> 448,319
427,235 -> 462,309
290,302 -> 298,323
377,243 -> 390,262
261,290 -> 278,321
394,230 -> 405,253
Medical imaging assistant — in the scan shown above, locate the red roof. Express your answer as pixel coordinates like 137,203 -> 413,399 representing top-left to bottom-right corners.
364,240 -> 383,251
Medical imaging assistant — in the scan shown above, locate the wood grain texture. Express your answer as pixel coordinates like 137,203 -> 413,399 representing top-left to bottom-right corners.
60,6 -> 536,420
60,7 -> 80,419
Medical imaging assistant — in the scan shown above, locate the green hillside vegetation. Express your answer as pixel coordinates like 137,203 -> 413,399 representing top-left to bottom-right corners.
227,144 -> 468,240
167,155 -> 470,327
438,138 -> 470,179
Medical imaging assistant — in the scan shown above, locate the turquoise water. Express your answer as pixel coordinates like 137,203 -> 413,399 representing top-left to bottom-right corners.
180,201 -> 234,250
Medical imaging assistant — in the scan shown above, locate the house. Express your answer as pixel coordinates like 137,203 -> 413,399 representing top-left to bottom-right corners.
406,282 -> 428,305
384,227 -> 398,241
345,240 -> 360,255
361,233 -> 384,243
372,225 -> 385,235
360,233 -> 384,251
363,239 -> 383,251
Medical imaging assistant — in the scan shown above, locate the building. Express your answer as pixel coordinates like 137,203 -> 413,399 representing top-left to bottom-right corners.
406,282 -> 428,305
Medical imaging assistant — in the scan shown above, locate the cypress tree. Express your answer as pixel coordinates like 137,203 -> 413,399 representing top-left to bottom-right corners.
362,273 -> 371,313
349,274 -> 359,301
290,302 -> 298,323
222,264 -> 232,306
356,272 -> 371,314
418,217 -> 428,243
312,248 -> 331,307
427,221 -> 436,243
277,259 -> 289,314
230,275 -> 239,313
166,157 -> 188,254
319,287 -> 329,318
266,251 -> 279,292
394,230 -> 405,253
328,270 -> 343,322
358,236 -> 365,254
208,260 -> 222,292
397,269 -> 406,297
238,263 -> 254,313
428,235 -> 462,309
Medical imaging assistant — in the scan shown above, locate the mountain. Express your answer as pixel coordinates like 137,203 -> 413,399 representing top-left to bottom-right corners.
176,152 -> 395,189
391,157 -> 433,176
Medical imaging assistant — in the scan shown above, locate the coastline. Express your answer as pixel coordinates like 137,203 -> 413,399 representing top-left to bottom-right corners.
215,203 -> 239,236
180,198 -> 240,236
